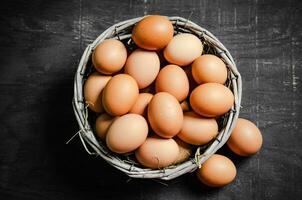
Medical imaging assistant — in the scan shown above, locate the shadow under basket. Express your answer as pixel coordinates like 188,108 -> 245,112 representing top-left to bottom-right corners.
72,16 -> 242,180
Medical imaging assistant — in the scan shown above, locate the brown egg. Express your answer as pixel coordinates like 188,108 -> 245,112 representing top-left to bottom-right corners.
174,138 -> 193,164
95,113 -> 116,140
192,54 -> 228,84
164,33 -> 203,66
139,81 -> 155,94
148,92 -> 183,138
156,49 -> 168,66
106,114 -> 148,154
197,154 -> 236,187
129,93 -> 153,116
178,112 -> 218,145
132,15 -> 174,50
227,118 -> 263,156
183,65 -> 198,93
155,64 -> 189,102
102,74 -> 139,116
135,136 -> 179,169
124,49 -> 160,89
180,100 -> 190,112
190,83 -> 234,117
84,72 -> 111,113
92,39 -> 127,74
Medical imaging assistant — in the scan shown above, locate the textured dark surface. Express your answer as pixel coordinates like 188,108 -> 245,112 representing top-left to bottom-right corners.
0,0 -> 302,199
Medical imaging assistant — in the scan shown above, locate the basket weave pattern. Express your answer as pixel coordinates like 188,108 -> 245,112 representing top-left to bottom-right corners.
72,16 -> 242,180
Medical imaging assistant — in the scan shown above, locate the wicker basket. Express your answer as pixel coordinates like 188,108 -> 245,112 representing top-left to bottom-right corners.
72,16 -> 242,180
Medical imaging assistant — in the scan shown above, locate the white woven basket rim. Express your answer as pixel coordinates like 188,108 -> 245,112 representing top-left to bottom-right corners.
72,16 -> 242,180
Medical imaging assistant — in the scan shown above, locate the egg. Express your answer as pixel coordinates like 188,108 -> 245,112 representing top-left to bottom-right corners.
102,74 -> 139,116
190,83 -> 234,117
174,138 -> 193,164
155,64 -> 189,102
148,92 -> 183,138
164,33 -> 203,66
197,154 -> 236,187
135,136 -> 179,169
180,100 -> 190,112
132,15 -> 174,50
92,39 -> 127,74
84,72 -> 111,113
124,49 -> 160,89
227,118 -> 263,156
183,65 -> 198,93
95,113 -> 116,140
129,93 -> 153,116
192,54 -> 228,84
106,114 -> 148,154
178,112 -> 218,145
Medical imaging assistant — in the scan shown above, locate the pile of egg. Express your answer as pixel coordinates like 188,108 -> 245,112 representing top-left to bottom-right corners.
84,15 -> 263,187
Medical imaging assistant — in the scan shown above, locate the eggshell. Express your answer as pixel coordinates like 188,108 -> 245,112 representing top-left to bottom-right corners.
135,136 -> 179,169
192,54 -> 228,84
124,49 -> 160,89
183,65 -> 198,93
227,118 -> 263,156
174,138 -> 193,164
95,113 -> 116,140
190,83 -> 234,117
197,154 -> 236,187
139,81 -> 155,94
129,93 -> 153,116
180,100 -> 190,112
106,114 -> 148,154
132,15 -> 174,50
148,92 -> 183,138
102,74 -> 139,116
155,64 -> 189,102
178,112 -> 218,145
84,72 -> 111,113
92,39 -> 127,74
164,33 -> 203,66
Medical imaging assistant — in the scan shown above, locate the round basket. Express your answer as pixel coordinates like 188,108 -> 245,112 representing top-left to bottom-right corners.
72,16 -> 242,180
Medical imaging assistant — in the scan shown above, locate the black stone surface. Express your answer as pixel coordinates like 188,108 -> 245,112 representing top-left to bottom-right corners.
0,0 -> 301,199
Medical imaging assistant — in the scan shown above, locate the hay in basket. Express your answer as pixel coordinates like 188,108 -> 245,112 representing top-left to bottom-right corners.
72,16 -> 242,180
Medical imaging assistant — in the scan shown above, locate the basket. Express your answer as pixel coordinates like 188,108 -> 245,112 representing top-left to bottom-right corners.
72,16 -> 242,180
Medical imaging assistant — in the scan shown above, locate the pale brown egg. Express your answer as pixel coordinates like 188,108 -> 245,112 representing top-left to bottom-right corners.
197,154 -> 236,187
84,72 -> 111,113
106,114 -> 148,154
178,112 -> 218,145
139,82 -> 155,94
102,74 -> 139,116
124,49 -> 160,89
92,39 -> 127,74
227,118 -> 263,156
95,113 -> 116,140
180,100 -> 190,112
183,65 -> 198,93
155,64 -> 189,102
132,15 -> 174,50
174,138 -> 193,164
190,83 -> 234,117
135,136 -> 179,169
148,92 -> 183,138
129,93 -> 153,116
164,33 -> 203,66
192,54 -> 228,84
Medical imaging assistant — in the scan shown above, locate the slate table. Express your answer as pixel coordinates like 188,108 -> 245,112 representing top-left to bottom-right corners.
0,0 -> 301,199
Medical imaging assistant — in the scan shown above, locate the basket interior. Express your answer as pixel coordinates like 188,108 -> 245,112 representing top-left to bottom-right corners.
81,25 -> 233,169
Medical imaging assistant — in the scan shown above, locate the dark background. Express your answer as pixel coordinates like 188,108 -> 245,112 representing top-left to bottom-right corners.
0,0 -> 301,199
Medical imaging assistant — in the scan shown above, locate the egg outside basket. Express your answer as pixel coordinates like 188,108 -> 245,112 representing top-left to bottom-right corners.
72,16 -> 242,180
